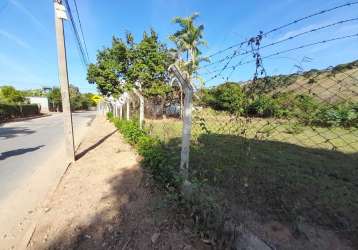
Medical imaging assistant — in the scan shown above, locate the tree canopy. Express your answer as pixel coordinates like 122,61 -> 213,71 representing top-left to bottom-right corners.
0,85 -> 25,104
87,29 -> 173,98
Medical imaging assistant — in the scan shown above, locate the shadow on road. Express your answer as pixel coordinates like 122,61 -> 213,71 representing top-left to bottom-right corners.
0,127 -> 35,140
0,145 -> 45,160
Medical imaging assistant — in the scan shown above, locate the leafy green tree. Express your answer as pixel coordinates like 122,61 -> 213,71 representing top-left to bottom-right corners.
87,37 -> 129,96
69,85 -> 81,110
21,89 -> 46,97
0,85 -> 25,104
47,86 -> 97,111
47,87 -> 62,111
127,29 -> 172,97
88,29 -> 173,117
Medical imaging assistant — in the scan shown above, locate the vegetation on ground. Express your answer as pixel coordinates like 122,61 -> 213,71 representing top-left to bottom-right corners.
0,85 -> 98,112
201,82 -> 357,128
144,110 -> 358,245
0,85 -> 38,121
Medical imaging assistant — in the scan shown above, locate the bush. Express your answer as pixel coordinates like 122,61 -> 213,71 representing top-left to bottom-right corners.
106,112 -> 113,120
203,81 -> 357,128
313,102 -> 358,127
0,103 -> 39,122
108,115 -> 181,188
206,82 -> 245,113
245,95 -> 277,117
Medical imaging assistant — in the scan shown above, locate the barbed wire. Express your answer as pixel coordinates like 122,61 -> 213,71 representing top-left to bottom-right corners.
202,1 -> 358,60
202,33 -> 358,85
199,17 -> 358,70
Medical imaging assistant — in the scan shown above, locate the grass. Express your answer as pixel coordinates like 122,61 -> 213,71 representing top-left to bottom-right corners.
144,108 -> 358,241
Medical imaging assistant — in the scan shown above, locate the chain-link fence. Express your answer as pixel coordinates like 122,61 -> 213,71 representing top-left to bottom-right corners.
157,47 -> 357,249
98,15 -> 358,248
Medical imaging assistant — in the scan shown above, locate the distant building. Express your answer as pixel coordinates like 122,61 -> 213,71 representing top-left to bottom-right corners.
27,97 -> 50,113
42,87 -> 52,94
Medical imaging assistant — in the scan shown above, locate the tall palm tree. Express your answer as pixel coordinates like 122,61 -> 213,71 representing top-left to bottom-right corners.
169,12 -> 207,79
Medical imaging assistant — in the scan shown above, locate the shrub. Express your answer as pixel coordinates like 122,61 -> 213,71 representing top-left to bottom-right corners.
245,95 -> 277,117
106,112 -> 113,120
207,82 -> 245,113
313,102 -> 358,127
291,94 -> 320,124
0,103 -> 39,122
109,115 -> 181,188
203,81 -> 357,128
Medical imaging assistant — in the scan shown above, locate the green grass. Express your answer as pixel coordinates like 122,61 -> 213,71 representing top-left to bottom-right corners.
145,108 -> 358,238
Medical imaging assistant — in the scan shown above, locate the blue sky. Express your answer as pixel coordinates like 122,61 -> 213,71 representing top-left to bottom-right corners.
0,0 -> 358,92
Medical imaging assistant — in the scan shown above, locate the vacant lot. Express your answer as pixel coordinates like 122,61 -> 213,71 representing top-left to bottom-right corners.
145,108 -> 358,247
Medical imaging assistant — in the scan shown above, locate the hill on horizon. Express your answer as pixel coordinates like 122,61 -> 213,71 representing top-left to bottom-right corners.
244,60 -> 358,103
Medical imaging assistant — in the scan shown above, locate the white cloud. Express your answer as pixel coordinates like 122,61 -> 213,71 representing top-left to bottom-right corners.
0,30 -> 30,49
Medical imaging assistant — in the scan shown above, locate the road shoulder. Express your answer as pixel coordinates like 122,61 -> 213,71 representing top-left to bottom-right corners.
27,116 -> 207,250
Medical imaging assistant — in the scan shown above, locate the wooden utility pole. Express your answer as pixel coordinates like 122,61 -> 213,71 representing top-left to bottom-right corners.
53,0 -> 75,163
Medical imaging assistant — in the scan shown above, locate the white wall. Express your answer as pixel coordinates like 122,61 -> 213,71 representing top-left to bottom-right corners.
28,97 -> 49,113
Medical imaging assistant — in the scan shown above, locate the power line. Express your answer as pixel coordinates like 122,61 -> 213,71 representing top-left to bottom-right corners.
203,33 -> 358,84
203,1 -> 358,60
72,0 -> 90,62
63,0 -> 89,67
199,17 -> 358,70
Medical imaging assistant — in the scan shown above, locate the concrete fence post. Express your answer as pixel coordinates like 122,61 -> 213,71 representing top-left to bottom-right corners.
119,105 -> 123,119
133,88 -> 144,129
126,98 -> 130,120
168,65 -> 194,186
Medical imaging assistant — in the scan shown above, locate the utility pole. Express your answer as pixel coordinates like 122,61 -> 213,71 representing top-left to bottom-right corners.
53,0 -> 75,163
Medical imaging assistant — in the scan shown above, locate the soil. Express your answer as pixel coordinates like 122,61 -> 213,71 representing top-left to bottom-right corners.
27,116 -> 208,250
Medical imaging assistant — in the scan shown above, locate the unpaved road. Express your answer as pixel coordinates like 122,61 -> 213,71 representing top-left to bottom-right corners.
0,111 -> 96,249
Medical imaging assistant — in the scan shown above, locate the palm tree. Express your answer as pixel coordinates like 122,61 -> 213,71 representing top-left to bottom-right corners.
169,12 -> 208,79
170,13 -> 208,117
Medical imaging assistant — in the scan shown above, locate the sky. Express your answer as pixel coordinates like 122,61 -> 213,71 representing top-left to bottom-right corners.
0,0 -> 358,93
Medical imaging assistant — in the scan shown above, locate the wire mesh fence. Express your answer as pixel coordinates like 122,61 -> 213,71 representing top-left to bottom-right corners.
149,31 -> 357,250
103,63 -> 358,246
98,3 -> 358,247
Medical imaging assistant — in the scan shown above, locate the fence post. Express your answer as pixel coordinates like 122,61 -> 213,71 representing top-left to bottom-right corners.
119,104 -> 123,119
126,98 -> 130,120
113,102 -> 117,117
168,65 -> 194,188
133,88 -> 144,129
